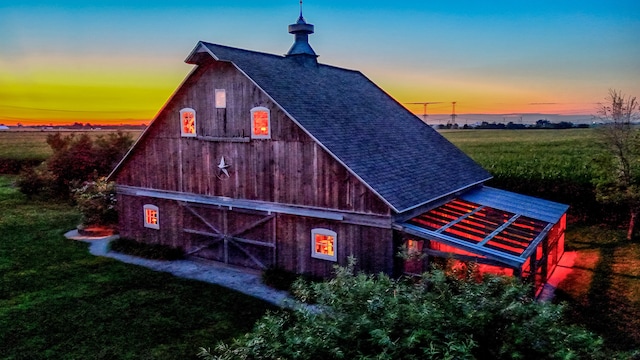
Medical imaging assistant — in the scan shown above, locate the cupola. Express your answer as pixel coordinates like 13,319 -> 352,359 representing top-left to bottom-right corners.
286,1 -> 317,58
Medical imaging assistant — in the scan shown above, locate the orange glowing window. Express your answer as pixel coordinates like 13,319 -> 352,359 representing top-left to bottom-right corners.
180,108 -> 196,137
251,106 -> 270,139
143,204 -> 159,229
311,228 -> 337,261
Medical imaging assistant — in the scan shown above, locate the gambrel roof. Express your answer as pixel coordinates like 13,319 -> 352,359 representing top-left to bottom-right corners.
186,42 -> 491,213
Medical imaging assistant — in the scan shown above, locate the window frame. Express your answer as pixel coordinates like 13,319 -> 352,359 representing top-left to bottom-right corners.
250,106 -> 271,139
311,228 -> 337,261
180,107 -> 197,137
143,204 -> 160,230
215,89 -> 226,109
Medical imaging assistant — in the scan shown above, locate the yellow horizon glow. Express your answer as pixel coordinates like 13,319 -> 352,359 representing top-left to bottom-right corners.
1,54 -> 601,127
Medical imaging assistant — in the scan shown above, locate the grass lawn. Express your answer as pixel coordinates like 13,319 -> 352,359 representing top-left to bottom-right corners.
558,224 -> 640,353
0,175 -> 274,360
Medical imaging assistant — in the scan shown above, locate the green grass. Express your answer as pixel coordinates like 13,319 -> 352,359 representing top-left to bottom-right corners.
441,128 -> 598,185
558,225 -> 640,353
0,175 -> 274,360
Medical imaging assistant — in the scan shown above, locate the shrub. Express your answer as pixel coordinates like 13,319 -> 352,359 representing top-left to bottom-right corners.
200,258 -> 606,360
17,131 -> 133,199
72,177 -> 117,226
15,164 -> 55,199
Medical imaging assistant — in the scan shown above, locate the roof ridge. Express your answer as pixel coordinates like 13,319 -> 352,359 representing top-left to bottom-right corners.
200,41 -> 362,74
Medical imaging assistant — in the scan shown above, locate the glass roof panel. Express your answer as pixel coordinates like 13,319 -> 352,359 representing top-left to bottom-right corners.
404,198 -> 551,260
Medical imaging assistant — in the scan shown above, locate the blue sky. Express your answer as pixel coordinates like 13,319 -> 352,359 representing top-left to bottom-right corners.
1,0 -> 639,124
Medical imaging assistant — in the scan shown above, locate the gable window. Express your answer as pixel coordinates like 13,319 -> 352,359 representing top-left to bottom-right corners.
311,228 -> 337,261
215,89 -> 226,108
143,204 -> 159,229
250,106 -> 270,139
180,108 -> 196,137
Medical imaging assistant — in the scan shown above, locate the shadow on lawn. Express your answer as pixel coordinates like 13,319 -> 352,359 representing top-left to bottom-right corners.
556,234 -> 640,353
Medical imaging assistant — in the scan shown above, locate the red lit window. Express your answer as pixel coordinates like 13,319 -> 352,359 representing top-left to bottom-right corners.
251,107 -> 270,139
311,228 -> 337,261
143,204 -> 159,229
180,108 -> 196,137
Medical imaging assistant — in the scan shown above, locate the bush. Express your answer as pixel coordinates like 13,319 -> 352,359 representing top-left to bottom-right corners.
17,131 -> 133,199
110,238 -> 184,261
72,178 -> 118,226
200,259 -> 606,360
16,166 -> 54,198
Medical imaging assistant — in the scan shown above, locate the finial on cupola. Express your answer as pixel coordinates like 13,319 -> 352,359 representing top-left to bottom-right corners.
286,0 -> 317,58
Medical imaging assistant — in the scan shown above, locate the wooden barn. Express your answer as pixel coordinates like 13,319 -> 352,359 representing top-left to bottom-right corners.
109,11 -> 567,293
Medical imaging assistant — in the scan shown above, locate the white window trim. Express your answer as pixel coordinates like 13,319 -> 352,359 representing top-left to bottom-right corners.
180,107 -> 197,137
250,106 -> 271,139
215,89 -> 226,109
311,228 -> 337,262
143,204 -> 159,230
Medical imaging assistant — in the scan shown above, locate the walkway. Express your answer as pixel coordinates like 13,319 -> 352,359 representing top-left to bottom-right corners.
64,230 -> 292,307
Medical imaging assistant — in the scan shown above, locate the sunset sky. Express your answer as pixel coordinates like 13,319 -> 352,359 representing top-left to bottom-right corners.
1,0 -> 639,125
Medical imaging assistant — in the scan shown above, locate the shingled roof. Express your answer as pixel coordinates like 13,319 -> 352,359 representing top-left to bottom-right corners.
186,42 -> 491,213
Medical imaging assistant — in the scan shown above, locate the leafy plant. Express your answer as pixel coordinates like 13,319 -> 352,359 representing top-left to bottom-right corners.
200,258 -> 606,360
16,131 -> 133,199
72,177 -> 118,226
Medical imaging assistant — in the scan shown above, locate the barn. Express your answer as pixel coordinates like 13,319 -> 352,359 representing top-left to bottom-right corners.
109,11 -> 567,294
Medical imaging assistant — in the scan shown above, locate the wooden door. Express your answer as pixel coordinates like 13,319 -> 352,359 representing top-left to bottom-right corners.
182,203 -> 276,270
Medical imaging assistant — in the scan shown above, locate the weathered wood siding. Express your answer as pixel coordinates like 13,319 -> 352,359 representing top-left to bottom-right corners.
115,59 -> 390,216
117,194 -> 183,249
276,214 -> 394,277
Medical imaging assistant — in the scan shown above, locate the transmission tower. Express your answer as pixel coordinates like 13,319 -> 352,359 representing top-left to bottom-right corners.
405,102 -> 443,124
449,101 -> 457,125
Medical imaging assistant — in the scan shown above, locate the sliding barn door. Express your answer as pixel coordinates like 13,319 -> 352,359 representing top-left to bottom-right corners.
182,203 -> 276,270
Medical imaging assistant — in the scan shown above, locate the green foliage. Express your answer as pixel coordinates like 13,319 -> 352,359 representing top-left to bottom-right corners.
71,177 -> 118,226
16,131 -> 133,199
15,164 -> 54,199
110,237 -> 185,261
201,259 -> 605,360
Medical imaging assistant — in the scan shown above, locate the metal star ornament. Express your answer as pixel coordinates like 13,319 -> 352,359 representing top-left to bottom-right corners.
217,156 -> 230,179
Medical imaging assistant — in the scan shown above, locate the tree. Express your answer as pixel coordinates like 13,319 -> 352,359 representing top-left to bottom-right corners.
593,89 -> 640,241
199,259 -> 605,360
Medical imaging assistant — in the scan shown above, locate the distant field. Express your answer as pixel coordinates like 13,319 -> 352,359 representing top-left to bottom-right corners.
0,130 -> 143,161
441,128 -> 599,185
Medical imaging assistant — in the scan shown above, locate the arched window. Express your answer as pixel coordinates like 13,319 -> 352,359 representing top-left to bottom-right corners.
250,106 -> 270,139
311,228 -> 337,261
180,108 -> 197,137
143,204 -> 159,229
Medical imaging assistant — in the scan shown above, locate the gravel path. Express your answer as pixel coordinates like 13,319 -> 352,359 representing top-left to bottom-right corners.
64,230 -> 292,307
